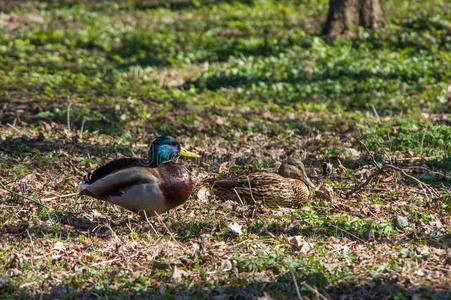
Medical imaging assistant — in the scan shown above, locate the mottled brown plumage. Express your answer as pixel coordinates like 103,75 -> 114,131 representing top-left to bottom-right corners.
210,158 -> 314,208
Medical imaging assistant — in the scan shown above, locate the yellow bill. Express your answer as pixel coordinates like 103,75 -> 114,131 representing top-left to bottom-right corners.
180,147 -> 200,158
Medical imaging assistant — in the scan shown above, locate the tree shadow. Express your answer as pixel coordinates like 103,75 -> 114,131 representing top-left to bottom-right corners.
112,33 -> 307,70
0,133 -> 137,160
351,16 -> 451,54
1,210 -> 157,243
186,68 -> 445,94
390,17 -> 451,51
0,0 -> 108,13
133,0 -> 254,11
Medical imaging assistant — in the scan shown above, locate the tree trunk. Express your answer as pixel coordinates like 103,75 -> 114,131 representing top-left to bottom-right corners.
324,0 -> 386,39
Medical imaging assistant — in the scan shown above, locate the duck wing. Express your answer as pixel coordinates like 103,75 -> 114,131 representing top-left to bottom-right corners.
80,167 -> 159,200
210,173 -> 283,188
83,158 -> 149,184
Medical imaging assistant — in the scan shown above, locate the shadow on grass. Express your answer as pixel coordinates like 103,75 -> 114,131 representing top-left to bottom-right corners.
0,0 -> 255,12
2,272 -> 449,299
187,68 -> 446,93
134,0 -> 254,11
112,33 -> 308,70
0,134 -> 136,160
0,97 -> 133,137
391,17 -> 451,51
1,212 -> 121,240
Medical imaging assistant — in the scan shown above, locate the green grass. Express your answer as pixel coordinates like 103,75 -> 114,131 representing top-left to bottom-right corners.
0,0 -> 450,299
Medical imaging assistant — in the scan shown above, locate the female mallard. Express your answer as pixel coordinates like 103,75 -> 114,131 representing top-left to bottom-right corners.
210,158 -> 315,208
79,136 -> 199,216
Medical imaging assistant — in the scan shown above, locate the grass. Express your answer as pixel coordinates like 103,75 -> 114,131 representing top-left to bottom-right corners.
0,0 -> 450,299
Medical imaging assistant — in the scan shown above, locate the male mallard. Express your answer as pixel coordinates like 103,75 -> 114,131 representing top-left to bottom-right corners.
210,158 -> 315,208
79,136 -> 199,216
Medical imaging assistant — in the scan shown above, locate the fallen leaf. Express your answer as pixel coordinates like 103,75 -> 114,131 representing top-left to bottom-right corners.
220,259 -> 232,272
228,222 -> 243,236
218,162 -> 230,173
286,236 -> 313,254
172,266 -> 187,281
315,183 -> 335,202
348,148 -> 361,159
197,187 -> 210,203
54,241 -> 65,252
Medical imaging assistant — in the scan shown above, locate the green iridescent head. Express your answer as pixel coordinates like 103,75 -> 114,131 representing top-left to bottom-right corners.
148,136 -> 198,166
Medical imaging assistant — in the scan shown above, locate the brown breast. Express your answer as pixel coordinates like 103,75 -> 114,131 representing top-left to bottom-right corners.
157,162 -> 193,210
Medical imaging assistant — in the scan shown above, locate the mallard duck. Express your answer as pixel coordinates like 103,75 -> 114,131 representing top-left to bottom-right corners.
79,136 -> 199,216
210,158 -> 315,208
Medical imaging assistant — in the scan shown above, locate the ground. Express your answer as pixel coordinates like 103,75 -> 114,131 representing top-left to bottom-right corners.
0,0 -> 450,299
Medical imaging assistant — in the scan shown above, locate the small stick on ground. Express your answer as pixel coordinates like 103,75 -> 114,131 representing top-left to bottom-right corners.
0,176 -> 47,208
142,210 -> 161,238
233,188 -> 245,205
371,104 -> 380,121
346,166 -> 389,198
80,117 -> 86,141
349,140 -> 439,203
40,192 -> 79,202
302,281 -> 329,300
246,176 -> 257,204
154,210 -> 188,251
290,268 -> 306,300
67,102 -> 72,132
330,224 -> 367,244
26,230 -> 35,267
419,128 -> 426,160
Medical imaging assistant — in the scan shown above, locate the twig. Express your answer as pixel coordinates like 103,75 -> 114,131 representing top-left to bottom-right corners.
357,140 -> 380,167
290,268 -> 306,300
302,282 -> 329,300
142,210 -> 160,238
419,128 -> 426,160
91,257 -> 121,267
26,230 -> 35,248
104,222 -> 122,244
329,224 -> 367,244
0,176 -> 47,208
394,155 -> 440,162
385,164 -> 431,190
346,166 -> 389,198
386,163 -> 439,204
67,102 -> 72,132
351,140 -> 439,203
246,176 -> 257,204
80,117 -> 86,141
233,188 -> 245,205
371,104 -> 380,121
154,210 -> 188,251
26,230 -> 35,267
40,193 -> 79,202
90,253 -> 138,267
7,122 -> 21,133
159,70 -> 167,87
405,166 -> 450,180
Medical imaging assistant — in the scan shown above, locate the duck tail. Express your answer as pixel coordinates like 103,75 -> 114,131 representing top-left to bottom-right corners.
82,172 -> 92,184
